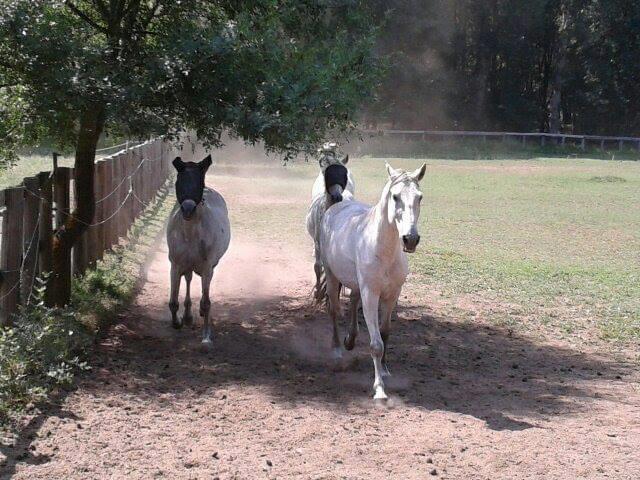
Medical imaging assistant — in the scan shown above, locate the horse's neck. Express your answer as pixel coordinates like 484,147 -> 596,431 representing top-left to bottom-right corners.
177,202 -> 205,234
366,181 -> 400,257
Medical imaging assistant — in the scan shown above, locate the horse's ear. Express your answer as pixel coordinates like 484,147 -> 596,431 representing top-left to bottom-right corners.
341,154 -> 349,165
411,163 -> 427,182
386,163 -> 400,178
200,154 -> 212,172
173,157 -> 185,172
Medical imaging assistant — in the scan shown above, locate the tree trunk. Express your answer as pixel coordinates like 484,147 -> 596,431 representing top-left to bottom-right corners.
547,8 -> 569,135
50,107 -> 104,306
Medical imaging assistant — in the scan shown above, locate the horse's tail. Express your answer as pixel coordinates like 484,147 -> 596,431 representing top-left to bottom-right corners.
311,268 -> 327,306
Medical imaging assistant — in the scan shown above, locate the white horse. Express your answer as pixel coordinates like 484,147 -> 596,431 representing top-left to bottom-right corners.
306,145 -> 355,300
320,163 -> 426,399
167,155 -> 231,344
306,163 -> 353,301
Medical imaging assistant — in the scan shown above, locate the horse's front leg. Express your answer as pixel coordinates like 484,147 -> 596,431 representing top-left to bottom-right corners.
169,263 -> 182,329
361,286 -> 386,400
183,271 -> 194,327
379,292 -> 399,377
200,266 -> 214,345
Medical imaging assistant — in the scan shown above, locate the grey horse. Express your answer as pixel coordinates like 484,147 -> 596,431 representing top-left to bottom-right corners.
167,155 -> 230,345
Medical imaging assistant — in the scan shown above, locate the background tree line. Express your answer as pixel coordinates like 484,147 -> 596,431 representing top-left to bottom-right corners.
366,0 -> 640,136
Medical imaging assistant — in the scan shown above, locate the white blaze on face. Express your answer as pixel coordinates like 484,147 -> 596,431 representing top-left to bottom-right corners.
386,163 -> 426,252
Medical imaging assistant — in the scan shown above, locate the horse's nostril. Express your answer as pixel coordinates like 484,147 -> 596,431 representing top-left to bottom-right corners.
416,235 -> 421,245
402,235 -> 409,244
180,199 -> 197,218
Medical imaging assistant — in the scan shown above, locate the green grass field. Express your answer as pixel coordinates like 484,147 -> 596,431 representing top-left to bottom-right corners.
4,151 -> 639,344
217,155 -> 640,344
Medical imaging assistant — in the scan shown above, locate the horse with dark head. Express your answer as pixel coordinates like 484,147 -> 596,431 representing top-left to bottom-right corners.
167,154 -> 231,345
306,149 -> 355,302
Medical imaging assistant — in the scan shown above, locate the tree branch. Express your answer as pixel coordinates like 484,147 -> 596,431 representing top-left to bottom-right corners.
65,1 -> 109,34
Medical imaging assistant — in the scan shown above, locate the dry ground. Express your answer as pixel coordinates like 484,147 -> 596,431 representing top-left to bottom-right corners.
2,162 -> 639,479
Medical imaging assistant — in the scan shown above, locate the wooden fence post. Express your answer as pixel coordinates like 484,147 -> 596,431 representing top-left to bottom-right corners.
52,167 -> 72,306
21,177 -> 41,305
73,172 -> 89,277
112,155 -> 123,244
0,188 -> 25,326
581,137 -> 586,151
36,172 -> 53,292
103,159 -> 114,252
95,161 -> 107,263
125,151 -> 135,233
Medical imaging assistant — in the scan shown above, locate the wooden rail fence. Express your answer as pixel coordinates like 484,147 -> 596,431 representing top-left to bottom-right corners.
0,137 -> 183,326
363,129 -> 640,152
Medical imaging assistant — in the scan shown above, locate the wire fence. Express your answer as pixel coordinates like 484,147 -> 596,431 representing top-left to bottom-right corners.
0,137 -> 192,325
361,129 -> 640,152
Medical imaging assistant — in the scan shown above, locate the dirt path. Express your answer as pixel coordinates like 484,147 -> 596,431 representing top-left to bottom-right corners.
3,172 -> 640,480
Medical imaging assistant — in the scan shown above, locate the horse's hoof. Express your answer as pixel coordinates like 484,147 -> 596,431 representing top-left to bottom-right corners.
183,314 -> 194,327
373,388 -> 388,401
344,335 -> 356,351
172,319 -> 183,330
331,346 -> 344,360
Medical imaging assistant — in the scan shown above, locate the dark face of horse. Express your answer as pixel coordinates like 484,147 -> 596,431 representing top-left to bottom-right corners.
324,163 -> 348,204
173,155 -> 212,221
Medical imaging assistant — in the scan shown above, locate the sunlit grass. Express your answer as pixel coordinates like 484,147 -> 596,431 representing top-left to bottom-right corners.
214,155 -> 640,343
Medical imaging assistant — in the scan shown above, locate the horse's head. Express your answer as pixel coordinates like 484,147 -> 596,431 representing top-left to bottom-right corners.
173,154 -> 212,221
318,142 -> 348,173
324,163 -> 349,204
385,163 -> 427,253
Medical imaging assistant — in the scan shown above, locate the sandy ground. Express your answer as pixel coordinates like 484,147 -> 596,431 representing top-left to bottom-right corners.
2,171 -> 640,480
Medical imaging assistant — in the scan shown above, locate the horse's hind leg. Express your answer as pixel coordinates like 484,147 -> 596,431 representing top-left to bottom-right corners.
183,271 -> 194,327
344,289 -> 360,351
325,268 -> 343,359
169,263 -> 182,329
200,266 -> 214,345
361,287 -> 387,400
313,243 -> 324,301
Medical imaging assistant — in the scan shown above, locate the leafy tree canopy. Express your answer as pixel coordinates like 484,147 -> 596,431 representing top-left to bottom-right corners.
0,0 -> 381,159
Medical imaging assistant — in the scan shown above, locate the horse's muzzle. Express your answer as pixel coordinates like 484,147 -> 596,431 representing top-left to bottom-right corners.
330,192 -> 343,204
180,199 -> 197,220
402,234 -> 420,253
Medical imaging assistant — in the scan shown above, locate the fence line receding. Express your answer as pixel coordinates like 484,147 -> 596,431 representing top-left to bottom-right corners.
0,137 -> 188,326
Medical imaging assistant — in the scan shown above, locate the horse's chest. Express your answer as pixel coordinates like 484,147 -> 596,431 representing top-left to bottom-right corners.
168,229 -> 218,270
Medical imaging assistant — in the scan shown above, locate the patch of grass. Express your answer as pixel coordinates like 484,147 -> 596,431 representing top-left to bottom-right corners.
0,181 -> 174,428
356,136 -> 640,161
0,154 -> 74,189
589,175 -> 627,183
238,155 -> 640,344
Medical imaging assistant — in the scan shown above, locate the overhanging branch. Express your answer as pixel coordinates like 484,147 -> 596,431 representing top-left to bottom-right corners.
65,1 -> 109,34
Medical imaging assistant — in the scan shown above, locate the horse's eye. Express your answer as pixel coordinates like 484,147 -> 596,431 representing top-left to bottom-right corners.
392,194 -> 399,202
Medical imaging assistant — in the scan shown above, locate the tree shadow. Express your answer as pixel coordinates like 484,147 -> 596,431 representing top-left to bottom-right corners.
79,294 -> 627,433
0,402 -> 79,477
2,293 -> 631,475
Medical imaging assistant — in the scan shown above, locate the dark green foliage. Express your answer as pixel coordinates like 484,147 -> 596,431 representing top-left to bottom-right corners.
366,1 -> 640,136
0,275 -> 92,423
0,1 -> 381,160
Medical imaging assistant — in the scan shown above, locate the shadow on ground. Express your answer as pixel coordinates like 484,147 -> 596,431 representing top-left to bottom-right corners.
2,292 -> 631,476
91,296 -> 626,429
